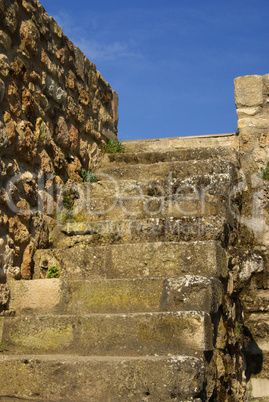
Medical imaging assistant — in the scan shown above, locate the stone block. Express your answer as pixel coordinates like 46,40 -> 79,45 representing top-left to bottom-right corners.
245,313 -> 269,351
0,54 -> 10,77
4,3 -> 19,33
9,279 -> 61,313
8,216 -> 30,246
45,76 -> 67,103
1,311 -> 213,355
67,95 -> 78,117
16,121 -> 37,162
0,355 -> 205,401
54,215 -> 229,247
97,158 -> 235,181
55,116 -> 69,149
0,121 -> 8,150
262,73 -> 269,96
0,30 -> 11,50
238,117 -> 269,130
236,106 -> 262,118
74,46 -> 85,80
78,87 -> 91,106
9,276 -> 222,315
234,75 -> 263,107
35,117 -> 52,146
248,378 -> 269,399
68,124 -> 78,152
33,240 -> 227,280
7,81 -> 21,116
112,90 -> 119,122
19,20 -> 40,54
87,194 -> 228,222
50,19 -> 63,38
22,0 -> 35,13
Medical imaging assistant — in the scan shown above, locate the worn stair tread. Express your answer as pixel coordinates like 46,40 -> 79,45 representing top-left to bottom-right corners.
1,311 -> 213,355
73,193 -> 229,222
0,354 -> 206,401
59,215 -> 228,235
96,158 -> 236,181
120,134 -> 239,153
48,215 -> 230,250
85,172 -> 235,199
0,353 -> 203,362
100,145 -> 239,166
33,240 -> 227,280
9,276 -> 223,315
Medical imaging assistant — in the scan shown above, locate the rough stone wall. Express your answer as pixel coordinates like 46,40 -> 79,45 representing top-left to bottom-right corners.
235,75 -> 269,400
0,0 -> 118,286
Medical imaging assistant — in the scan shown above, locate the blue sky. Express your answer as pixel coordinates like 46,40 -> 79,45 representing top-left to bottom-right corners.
41,0 -> 269,141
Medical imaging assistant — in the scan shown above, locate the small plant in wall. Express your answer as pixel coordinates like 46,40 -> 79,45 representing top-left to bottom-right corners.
0,342 -> 8,352
102,139 -> 125,154
47,266 -> 61,278
257,162 -> 269,181
63,188 -> 78,210
80,169 -> 100,183
234,321 -> 243,341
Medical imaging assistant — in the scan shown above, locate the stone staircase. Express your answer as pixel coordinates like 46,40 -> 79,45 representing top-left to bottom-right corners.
0,137 -> 239,401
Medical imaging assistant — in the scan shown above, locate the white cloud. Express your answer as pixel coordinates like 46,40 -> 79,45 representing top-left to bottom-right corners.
51,11 -> 142,63
76,38 -> 142,62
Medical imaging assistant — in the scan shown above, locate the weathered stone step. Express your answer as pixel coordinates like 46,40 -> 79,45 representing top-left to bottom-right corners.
75,194 -> 229,222
100,145 -> 239,166
121,133 -> 239,153
9,276 -> 223,315
84,173 -> 235,199
33,240 -> 227,280
0,354 -> 205,401
50,215 -> 230,248
96,158 -> 236,181
0,311 -> 213,356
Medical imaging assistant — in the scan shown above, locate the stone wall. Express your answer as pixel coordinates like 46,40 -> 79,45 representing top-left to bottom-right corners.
235,75 -> 269,400
0,0 -> 118,285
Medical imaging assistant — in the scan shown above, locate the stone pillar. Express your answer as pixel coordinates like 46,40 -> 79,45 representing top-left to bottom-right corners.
234,74 -> 269,401
234,74 -> 269,182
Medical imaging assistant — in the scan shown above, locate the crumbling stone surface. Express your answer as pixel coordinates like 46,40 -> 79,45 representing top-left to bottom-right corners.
0,283 -> 9,312
0,0 -> 118,280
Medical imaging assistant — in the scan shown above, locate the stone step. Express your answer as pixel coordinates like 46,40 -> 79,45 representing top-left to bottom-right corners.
84,173 -> 235,199
33,240 -> 227,280
0,311 -> 213,356
50,215 -> 230,248
0,354 -> 206,401
100,145 -> 239,166
9,276 -> 223,315
121,133 -> 239,153
73,193 -> 229,222
96,158 -> 236,182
